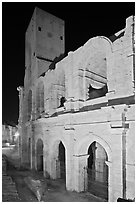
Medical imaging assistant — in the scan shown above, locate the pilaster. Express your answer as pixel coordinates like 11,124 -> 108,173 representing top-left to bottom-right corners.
74,154 -> 89,192
64,128 -> 75,191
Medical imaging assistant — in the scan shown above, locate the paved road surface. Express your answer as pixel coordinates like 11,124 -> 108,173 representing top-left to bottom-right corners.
3,154 -> 106,202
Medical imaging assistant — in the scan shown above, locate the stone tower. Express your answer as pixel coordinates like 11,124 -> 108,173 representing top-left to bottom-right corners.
25,7 -> 65,87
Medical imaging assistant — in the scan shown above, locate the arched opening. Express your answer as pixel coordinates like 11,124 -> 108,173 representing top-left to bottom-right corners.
59,141 -> 66,180
80,37 -> 112,101
87,141 -> 108,200
85,51 -> 108,100
50,140 -> 66,183
36,139 -> 43,172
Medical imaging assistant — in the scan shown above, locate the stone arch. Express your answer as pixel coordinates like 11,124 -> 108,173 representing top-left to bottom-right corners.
50,137 -> 67,156
76,36 -> 113,100
49,138 -> 67,180
87,142 -> 108,200
74,133 -> 112,201
76,134 -> 112,162
36,138 -> 44,171
82,36 -> 112,65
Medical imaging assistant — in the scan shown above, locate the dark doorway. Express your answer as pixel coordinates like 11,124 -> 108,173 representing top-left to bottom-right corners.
88,141 -> 96,181
40,155 -> 43,171
87,142 -> 108,200
36,139 -> 43,172
58,141 -> 66,180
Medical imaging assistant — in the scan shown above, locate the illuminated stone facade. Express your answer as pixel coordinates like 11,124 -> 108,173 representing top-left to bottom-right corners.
2,124 -> 18,144
18,8 -> 135,201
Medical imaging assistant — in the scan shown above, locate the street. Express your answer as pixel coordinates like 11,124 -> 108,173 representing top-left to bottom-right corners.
2,146 -> 105,202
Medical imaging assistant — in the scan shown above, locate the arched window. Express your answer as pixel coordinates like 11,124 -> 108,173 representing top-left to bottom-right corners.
80,37 -> 112,101
28,90 -> 32,120
59,141 -> 66,180
85,52 -> 108,100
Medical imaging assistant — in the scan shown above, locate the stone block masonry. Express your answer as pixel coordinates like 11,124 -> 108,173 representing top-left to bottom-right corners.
17,8 -> 135,202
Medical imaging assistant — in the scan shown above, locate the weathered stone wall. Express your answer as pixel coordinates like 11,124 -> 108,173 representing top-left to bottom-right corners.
2,125 -> 18,143
18,11 -> 135,202
26,102 -> 134,201
108,16 -> 135,99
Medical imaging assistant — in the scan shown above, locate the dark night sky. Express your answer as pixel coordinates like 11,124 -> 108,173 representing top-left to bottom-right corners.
2,2 -> 135,125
